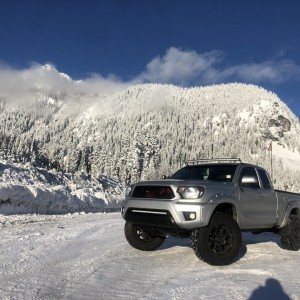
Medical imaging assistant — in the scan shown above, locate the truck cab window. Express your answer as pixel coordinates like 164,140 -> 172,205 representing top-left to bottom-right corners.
239,167 -> 260,188
258,169 -> 272,189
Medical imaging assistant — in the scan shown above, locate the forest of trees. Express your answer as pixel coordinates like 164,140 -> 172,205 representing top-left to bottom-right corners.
0,83 -> 300,192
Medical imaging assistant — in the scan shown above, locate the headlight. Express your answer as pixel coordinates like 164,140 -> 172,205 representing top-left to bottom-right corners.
177,186 -> 204,199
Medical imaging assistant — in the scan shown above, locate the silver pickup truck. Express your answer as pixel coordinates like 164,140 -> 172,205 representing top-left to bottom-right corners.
122,159 -> 300,265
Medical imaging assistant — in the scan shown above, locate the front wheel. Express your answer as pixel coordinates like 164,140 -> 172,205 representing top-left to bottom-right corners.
191,213 -> 242,266
279,215 -> 300,251
124,222 -> 165,251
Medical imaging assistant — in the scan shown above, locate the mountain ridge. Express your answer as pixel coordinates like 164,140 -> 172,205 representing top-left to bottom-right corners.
0,81 -> 299,192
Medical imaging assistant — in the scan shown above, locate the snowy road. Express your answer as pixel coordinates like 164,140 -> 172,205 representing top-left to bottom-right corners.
0,213 -> 299,299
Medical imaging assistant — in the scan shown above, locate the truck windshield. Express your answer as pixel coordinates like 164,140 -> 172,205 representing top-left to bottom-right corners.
170,164 -> 238,182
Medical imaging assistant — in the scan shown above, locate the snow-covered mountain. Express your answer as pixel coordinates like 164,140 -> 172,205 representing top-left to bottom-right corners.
1,72 -> 300,201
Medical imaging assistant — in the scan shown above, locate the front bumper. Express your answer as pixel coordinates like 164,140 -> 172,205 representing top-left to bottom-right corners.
122,198 -> 215,230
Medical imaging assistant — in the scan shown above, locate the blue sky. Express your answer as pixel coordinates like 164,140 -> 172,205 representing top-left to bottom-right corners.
0,0 -> 300,119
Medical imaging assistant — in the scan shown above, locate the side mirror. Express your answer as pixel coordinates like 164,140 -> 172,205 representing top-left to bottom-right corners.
240,175 -> 259,188
162,175 -> 169,179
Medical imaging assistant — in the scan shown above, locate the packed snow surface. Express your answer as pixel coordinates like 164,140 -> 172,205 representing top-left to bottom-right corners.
0,213 -> 299,299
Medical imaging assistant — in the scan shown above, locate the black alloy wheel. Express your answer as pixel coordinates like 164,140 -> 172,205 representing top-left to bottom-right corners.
191,213 -> 242,266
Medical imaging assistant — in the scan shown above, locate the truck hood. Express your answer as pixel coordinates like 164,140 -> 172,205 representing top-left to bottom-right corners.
133,179 -> 234,187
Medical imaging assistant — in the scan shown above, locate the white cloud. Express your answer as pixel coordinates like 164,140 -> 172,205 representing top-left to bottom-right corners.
0,63 -> 130,102
135,47 -> 300,85
137,47 -> 223,85
1,48 -> 300,103
77,73 -> 130,94
219,59 -> 300,84
0,63 -> 69,94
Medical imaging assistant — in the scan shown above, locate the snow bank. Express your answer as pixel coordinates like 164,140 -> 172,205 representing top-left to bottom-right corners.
0,160 -> 125,215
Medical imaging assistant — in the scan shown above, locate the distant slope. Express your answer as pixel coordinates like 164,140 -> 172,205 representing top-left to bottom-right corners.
0,81 -> 299,192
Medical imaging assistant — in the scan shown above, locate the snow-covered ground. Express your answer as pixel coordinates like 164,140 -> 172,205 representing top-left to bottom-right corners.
0,213 -> 299,299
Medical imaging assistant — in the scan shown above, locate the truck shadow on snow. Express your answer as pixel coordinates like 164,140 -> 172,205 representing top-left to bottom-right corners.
158,236 -> 248,263
158,236 -> 192,251
158,232 -> 282,252
242,232 -> 285,249
157,231 -> 285,263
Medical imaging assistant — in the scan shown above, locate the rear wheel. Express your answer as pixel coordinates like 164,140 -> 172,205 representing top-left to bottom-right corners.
124,222 -> 165,251
279,215 -> 300,251
191,213 -> 242,265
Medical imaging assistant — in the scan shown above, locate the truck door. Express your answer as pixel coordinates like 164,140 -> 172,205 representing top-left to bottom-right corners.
238,166 -> 277,228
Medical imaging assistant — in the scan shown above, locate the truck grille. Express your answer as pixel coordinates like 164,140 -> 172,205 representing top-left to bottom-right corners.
131,186 -> 175,199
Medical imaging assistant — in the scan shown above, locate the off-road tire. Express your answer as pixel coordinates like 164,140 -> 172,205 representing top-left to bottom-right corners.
279,215 -> 300,251
124,222 -> 165,251
191,213 -> 242,266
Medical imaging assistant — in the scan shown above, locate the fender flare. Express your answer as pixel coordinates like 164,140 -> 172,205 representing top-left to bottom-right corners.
278,202 -> 300,229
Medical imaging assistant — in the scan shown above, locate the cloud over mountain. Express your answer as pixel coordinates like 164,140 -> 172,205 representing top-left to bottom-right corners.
0,63 -> 130,99
136,48 -> 300,85
137,47 -> 223,85
1,47 -> 300,103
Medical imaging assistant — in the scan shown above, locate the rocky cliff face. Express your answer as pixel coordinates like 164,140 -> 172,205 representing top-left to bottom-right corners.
268,114 -> 291,139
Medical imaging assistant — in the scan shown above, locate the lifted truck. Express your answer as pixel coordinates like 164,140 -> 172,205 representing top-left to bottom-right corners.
121,159 -> 300,265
